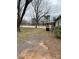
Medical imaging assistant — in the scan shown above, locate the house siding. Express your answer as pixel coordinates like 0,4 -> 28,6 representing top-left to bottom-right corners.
55,18 -> 61,27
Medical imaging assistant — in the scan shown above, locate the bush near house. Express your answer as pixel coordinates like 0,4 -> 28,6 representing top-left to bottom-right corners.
54,26 -> 61,39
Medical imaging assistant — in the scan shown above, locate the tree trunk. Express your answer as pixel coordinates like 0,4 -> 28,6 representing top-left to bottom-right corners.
35,16 -> 39,28
17,19 -> 21,32
17,0 -> 21,32
35,22 -> 38,28
17,0 -> 32,32
17,25 -> 20,32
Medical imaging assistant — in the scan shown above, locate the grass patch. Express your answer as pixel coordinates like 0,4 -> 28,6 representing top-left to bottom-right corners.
17,27 -> 49,43
17,27 -> 35,43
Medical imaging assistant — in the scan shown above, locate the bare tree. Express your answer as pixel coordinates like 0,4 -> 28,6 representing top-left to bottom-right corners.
17,0 -> 21,32
17,0 -> 32,32
31,0 -> 50,28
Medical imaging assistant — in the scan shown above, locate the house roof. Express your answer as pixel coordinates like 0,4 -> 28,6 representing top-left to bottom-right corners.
54,15 -> 61,22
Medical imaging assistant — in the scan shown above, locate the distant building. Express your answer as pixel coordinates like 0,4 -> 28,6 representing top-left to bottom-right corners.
44,15 -> 50,23
45,15 -> 61,31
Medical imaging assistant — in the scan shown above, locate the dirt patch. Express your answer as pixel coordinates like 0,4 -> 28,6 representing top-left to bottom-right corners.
17,28 -> 61,59
18,44 -> 52,59
44,36 -> 61,59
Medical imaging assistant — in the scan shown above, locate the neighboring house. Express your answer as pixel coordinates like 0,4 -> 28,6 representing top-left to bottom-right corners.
44,15 -> 61,27
54,15 -> 61,27
45,22 -> 55,31
43,15 -> 61,31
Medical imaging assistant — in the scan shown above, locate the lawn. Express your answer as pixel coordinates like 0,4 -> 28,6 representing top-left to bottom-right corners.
17,27 -> 49,43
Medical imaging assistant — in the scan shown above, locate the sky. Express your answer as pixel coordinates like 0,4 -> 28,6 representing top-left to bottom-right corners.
22,0 -> 61,22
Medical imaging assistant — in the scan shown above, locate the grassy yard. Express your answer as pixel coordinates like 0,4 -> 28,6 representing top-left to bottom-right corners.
17,27 -> 49,43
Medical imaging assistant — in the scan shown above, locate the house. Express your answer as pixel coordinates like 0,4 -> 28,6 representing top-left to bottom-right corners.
54,15 -> 61,27
43,15 -> 61,31
45,15 -> 61,31
45,22 -> 55,31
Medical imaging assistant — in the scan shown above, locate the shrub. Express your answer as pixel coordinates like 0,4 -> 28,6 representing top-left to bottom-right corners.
54,26 -> 61,39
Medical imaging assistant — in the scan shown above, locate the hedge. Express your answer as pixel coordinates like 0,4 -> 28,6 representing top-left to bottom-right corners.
54,26 -> 61,39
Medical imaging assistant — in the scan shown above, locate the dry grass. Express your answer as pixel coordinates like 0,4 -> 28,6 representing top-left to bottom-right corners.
17,27 -> 49,43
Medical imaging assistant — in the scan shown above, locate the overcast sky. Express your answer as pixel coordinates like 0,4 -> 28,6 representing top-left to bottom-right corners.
23,0 -> 61,22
